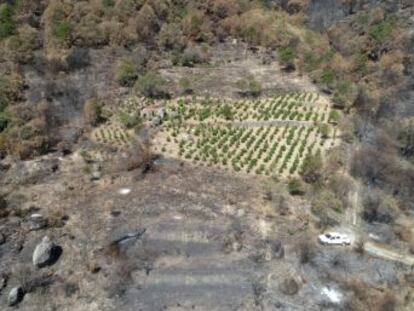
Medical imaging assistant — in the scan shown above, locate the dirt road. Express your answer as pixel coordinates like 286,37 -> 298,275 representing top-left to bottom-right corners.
364,241 -> 414,266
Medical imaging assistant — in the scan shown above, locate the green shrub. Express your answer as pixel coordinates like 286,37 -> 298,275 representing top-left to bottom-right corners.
237,76 -> 262,97
353,52 -> 368,75
332,81 -> 357,109
329,110 -> 341,124
332,93 -> 347,109
115,58 -> 138,87
369,15 -> 398,44
44,3 -> 73,47
136,72 -> 169,99
303,51 -> 320,71
102,0 -> 115,7
288,178 -> 305,195
0,113 -> 9,132
278,46 -> 296,64
301,151 -> 323,184
179,77 -> 193,94
320,69 -> 335,85
119,112 -> 142,129
52,20 -> 72,42
19,125 -> 33,140
179,47 -> 206,67
318,124 -> 330,139
0,4 -> 16,40
0,76 -> 10,112
220,104 -> 233,120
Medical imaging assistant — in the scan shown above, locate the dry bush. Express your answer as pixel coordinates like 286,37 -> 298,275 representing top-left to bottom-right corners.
158,23 -> 185,51
329,52 -> 353,73
361,189 -> 396,224
296,239 -> 316,265
393,224 -> 413,243
210,0 -> 240,18
222,9 -> 293,48
342,278 -> 400,311
311,190 -> 343,226
351,146 -> 396,187
181,9 -> 209,41
41,1 -> 73,55
133,4 -> 158,42
324,146 -> 347,175
3,24 -> 39,64
286,0 -> 310,14
380,50 -> 404,71
113,140 -> 155,173
83,99 -> 101,128
70,3 -> 108,47
338,117 -> 355,143
48,205 -> 67,228
105,240 -> 121,259
354,240 -> 365,256
328,173 -> 353,206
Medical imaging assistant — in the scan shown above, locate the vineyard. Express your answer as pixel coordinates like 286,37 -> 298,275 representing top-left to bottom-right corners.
151,92 -> 340,177
89,92 -> 339,177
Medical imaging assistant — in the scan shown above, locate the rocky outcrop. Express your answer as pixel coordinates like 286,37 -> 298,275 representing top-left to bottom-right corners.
2,158 -> 58,185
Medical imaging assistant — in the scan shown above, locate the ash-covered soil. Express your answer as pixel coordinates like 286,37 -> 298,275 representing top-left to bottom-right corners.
0,152 -> 410,311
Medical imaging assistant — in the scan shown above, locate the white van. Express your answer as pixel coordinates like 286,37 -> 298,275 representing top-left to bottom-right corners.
318,232 -> 351,246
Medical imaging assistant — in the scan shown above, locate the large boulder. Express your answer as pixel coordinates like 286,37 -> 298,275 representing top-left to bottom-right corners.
32,236 -> 61,268
8,286 -> 24,306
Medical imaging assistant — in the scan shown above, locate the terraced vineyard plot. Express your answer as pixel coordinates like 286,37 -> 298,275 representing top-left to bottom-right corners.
155,122 -> 333,177
149,92 -> 339,177
113,92 -> 327,124
156,92 -> 328,124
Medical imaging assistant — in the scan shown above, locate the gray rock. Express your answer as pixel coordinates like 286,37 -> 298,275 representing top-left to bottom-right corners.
27,214 -> 48,231
152,116 -> 163,127
118,87 -> 130,96
8,286 -> 24,306
33,236 -> 56,268
91,163 -> 102,181
0,274 -> 8,291
0,232 -> 5,244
